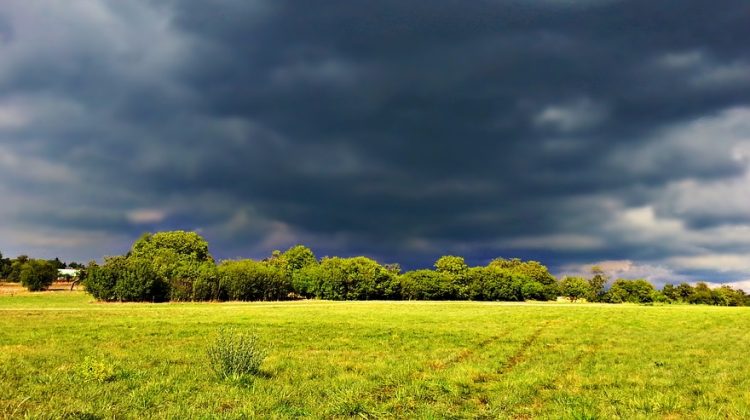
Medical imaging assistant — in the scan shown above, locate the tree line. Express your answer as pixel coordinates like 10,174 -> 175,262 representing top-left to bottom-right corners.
0,252 -> 84,291
2,231 -> 749,306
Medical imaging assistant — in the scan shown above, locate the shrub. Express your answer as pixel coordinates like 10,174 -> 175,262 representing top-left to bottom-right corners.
84,256 -> 169,302
19,259 -> 57,291
84,258 -> 125,301
207,328 -> 267,380
76,357 -> 117,383
113,258 -> 169,302
219,260 -> 291,301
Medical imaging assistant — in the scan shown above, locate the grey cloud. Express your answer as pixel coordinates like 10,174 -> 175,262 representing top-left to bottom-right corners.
0,0 -> 749,281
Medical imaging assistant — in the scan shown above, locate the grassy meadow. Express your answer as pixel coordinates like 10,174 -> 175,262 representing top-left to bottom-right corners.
1,285 -> 750,419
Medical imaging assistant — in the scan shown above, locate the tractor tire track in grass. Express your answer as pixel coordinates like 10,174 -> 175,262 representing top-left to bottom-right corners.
428,333 -> 506,372
364,331 -> 511,411
364,320 -> 554,416
516,333 -> 602,419
496,320 -> 551,375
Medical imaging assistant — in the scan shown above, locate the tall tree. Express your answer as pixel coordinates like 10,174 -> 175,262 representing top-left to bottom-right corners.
587,265 -> 608,302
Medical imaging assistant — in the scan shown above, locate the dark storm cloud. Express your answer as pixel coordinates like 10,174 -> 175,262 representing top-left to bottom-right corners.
1,0 -> 750,282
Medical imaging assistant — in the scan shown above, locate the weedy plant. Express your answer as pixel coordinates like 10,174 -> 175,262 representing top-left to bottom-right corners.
207,328 -> 268,381
76,357 -> 118,383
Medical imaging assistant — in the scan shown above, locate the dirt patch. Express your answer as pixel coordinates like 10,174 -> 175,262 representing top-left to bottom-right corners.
0,282 -> 82,295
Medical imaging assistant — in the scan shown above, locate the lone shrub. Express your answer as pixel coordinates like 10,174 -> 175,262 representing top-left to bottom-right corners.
207,328 -> 267,380
76,357 -> 117,383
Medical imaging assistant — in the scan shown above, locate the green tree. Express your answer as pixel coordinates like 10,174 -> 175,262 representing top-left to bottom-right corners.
689,282 -> 713,305
466,266 -> 526,301
301,257 -> 398,300
560,276 -> 591,302
131,231 -> 212,263
49,258 -> 65,270
400,270 -> 457,300
113,257 -> 169,302
587,266 -> 608,302
434,256 -> 470,297
19,259 -> 57,291
606,279 -> 655,303
129,231 -> 214,301
7,255 -> 29,282
0,251 -> 11,279
282,245 -> 317,273
434,256 -> 468,275
218,259 -> 291,301
488,258 -> 558,299
676,283 -> 695,302
662,284 -> 679,302
84,256 -> 170,302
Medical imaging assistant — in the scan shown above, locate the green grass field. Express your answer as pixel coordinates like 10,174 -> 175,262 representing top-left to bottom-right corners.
2,287 -> 750,419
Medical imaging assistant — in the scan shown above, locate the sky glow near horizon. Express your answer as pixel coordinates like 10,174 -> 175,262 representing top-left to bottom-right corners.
1,0 -> 749,288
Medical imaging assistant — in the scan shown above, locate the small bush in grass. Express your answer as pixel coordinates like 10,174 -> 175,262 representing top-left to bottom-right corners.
76,357 -> 117,383
207,328 -> 267,380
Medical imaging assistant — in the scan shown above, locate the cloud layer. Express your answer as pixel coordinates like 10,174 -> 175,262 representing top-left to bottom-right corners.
1,0 -> 749,285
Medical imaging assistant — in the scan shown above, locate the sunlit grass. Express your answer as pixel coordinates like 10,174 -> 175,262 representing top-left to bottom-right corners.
1,287 -> 749,418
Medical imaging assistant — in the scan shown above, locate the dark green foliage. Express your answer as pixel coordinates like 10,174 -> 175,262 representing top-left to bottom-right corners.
294,257 -> 398,300
85,231 -> 217,302
6,255 -> 29,282
84,259 -> 121,301
282,245 -> 317,273
49,258 -> 65,270
192,263 -> 221,301
70,230 -> 750,306
466,265 -> 557,302
520,280 -> 547,301
466,267 -> 519,301
662,284 -> 679,301
84,256 -> 169,302
488,258 -> 556,285
167,261 -> 218,301
587,266 -> 608,302
131,231 -> 212,262
400,270 -> 457,300
219,260 -> 291,301
487,258 -> 559,300
560,276 -> 591,302
434,256 -> 468,275
688,282 -> 714,305
19,259 -> 57,291
606,279 -> 655,303
712,285 -> 750,306
660,282 -> 749,306
113,258 -> 169,302
650,290 -> 669,303
0,251 -> 11,279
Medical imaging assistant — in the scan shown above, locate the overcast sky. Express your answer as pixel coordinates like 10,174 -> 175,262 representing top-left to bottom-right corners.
1,0 -> 749,287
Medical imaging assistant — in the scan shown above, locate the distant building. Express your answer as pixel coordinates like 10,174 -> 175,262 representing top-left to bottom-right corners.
57,268 -> 81,279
